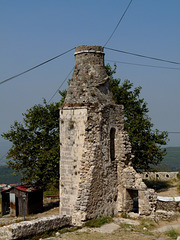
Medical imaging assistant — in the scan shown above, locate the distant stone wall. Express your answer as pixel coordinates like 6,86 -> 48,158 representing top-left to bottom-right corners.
142,172 -> 178,181
0,215 -> 71,240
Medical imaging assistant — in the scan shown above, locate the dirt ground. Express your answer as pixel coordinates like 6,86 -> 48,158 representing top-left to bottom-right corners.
39,182 -> 180,240
156,180 -> 179,197
42,216 -> 180,240
1,183 -> 180,239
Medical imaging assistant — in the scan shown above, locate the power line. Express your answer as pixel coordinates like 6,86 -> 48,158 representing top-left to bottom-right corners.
104,47 -> 180,65
106,59 -> 180,70
166,132 -> 180,134
152,130 -> 180,134
0,153 -> 7,162
104,0 -> 133,47
48,66 -> 74,104
0,47 -> 76,86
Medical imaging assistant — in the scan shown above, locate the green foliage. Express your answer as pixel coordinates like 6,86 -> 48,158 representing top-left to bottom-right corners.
106,64 -> 168,171
1,99 -> 60,190
121,212 -> 130,219
165,228 -> 179,239
177,183 -> 180,194
160,147 -> 180,172
84,216 -> 113,228
59,89 -> 67,105
43,184 -> 59,198
2,65 -> 169,188
177,171 -> 180,179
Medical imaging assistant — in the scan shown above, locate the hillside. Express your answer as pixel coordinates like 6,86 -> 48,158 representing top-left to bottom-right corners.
0,137 -> 12,166
0,166 -> 21,184
0,144 -> 180,184
159,147 -> 180,171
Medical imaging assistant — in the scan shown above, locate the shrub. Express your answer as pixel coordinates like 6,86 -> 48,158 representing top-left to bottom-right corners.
177,171 -> 180,180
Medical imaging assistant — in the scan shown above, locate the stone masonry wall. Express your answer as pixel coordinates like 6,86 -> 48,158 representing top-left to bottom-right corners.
0,215 -> 71,240
117,164 -> 157,216
157,199 -> 180,212
142,172 -> 178,181
72,104 -> 126,223
60,45 -> 157,224
60,107 -> 87,217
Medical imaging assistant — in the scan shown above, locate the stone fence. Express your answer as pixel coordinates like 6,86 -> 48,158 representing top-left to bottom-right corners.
141,172 -> 178,181
157,196 -> 180,212
0,215 -> 71,240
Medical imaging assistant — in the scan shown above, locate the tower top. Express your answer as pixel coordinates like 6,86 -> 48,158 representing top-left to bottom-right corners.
74,45 -> 104,55
64,45 -> 113,106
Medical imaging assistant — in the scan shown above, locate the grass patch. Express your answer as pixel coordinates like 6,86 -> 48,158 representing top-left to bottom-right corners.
165,228 -> 179,239
177,171 -> 180,180
121,212 -> 130,219
59,226 -> 82,234
177,183 -> 180,194
84,216 -> 113,228
21,225 -> 81,240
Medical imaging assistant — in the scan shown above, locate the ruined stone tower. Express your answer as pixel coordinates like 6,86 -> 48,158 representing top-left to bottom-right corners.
60,45 -> 157,224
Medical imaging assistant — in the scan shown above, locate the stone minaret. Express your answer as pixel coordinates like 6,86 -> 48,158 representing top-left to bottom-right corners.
59,45 -> 156,224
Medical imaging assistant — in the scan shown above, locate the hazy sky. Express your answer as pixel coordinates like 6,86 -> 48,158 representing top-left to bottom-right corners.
0,0 -> 180,158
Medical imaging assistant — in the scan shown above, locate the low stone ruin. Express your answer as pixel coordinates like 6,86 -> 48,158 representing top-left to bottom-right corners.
0,215 -> 71,240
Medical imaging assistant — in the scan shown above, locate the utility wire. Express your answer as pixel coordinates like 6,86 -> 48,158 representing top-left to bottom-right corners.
48,67 -> 74,104
0,153 -> 7,162
152,130 -> 180,134
105,47 -> 180,65
104,0 -> 133,47
0,47 -> 76,86
106,59 -> 180,70
165,132 -> 180,134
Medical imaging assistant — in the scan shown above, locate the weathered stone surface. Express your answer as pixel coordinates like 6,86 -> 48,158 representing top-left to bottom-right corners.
142,172 -> 178,181
157,199 -> 180,212
60,45 -> 157,225
0,215 -> 71,240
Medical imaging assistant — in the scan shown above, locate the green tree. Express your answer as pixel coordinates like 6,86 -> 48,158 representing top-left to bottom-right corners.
2,65 -> 168,189
106,64 -> 168,171
1,100 -> 60,189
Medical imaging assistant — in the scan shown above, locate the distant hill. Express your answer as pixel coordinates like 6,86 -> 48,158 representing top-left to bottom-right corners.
0,140 -> 179,184
0,166 -> 21,184
158,147 -> 180,172
0,137 -> 12,166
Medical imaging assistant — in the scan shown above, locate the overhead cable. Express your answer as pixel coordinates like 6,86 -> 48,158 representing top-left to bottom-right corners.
0,153 -> 7,162
106,59 -> 180,70
104,0 -> 133,47
48,66 -> 74,104
105,47 -> 180,65
0,47 -> 76,86
152,130 -> 180,134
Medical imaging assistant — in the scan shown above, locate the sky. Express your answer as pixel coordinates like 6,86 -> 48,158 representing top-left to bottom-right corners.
0,0 -> 180,161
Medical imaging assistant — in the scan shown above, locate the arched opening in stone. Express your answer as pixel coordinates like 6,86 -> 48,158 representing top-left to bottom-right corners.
110,128 -> 116,161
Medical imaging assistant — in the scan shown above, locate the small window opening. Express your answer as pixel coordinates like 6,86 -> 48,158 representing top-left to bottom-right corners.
145,174 -> 149,178
110,128 -> 116,161
166,174 -> 169,178
156,174 -> 159,178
